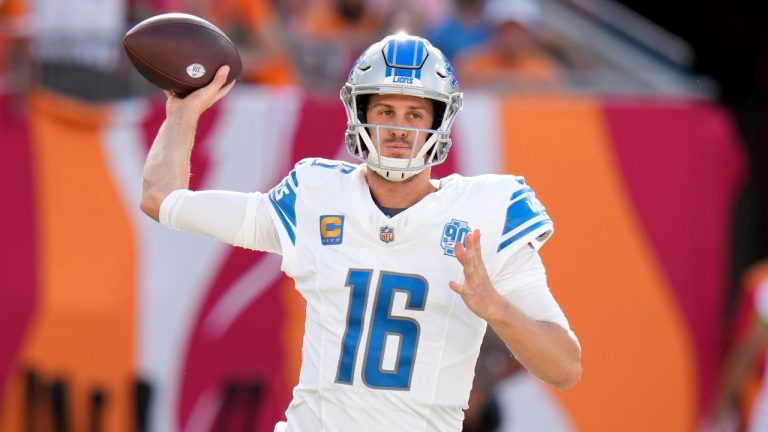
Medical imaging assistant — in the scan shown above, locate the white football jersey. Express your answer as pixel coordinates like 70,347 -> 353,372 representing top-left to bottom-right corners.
264,158 -> 555,431
160,157 -> 563,431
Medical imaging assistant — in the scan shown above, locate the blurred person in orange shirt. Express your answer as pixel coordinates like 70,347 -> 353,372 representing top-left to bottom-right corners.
705,259 -> 768,432
366,0 -> 451,38
292,0 -> 381,48
0,0 -> 31,107
0,0 -> 27,74
182,0 -> 296,86
454,0 -> 562,91
368,0 -> 449,33
286,0 -> 383,92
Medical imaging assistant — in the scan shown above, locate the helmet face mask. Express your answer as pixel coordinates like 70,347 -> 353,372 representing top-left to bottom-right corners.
341,34 -> 463,181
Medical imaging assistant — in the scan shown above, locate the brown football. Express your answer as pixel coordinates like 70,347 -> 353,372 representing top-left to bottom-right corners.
123,13 -> 242,96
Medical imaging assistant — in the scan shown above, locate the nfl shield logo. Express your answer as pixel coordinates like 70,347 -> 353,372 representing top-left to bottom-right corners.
380,226 -> 394,243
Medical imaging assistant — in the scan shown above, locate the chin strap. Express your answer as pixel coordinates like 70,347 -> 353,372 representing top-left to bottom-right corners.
368,157 -> 425,181
358,125 -> 439,182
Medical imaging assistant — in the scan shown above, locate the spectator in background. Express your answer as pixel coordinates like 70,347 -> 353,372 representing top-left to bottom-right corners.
368,0 -> 451,38
369,0 -> 449,32
0,0 -> 27,76
23,0 -> 136,101
425,0 -> 489,62
706,259 -> 768,432
286,0 -> 382,92
0,0 -> 31,110
182,0 -> 296,86
454,0 -> 562,91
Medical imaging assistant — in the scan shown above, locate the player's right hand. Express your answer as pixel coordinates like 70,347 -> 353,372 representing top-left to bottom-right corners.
164,65 -> 236,119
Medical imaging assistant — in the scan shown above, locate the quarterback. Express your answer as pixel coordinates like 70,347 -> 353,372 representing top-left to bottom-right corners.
140,34 -> 581,431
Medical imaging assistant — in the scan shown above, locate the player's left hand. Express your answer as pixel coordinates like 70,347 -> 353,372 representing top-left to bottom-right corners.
449,229 -> 506,321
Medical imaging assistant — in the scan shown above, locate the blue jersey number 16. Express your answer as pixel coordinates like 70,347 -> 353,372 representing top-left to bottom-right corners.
335,269 -> 428,390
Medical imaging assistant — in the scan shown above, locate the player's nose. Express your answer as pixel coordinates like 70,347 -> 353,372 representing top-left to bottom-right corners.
389,127 -> 408,138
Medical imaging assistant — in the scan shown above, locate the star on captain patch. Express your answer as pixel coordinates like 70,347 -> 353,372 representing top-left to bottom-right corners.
380,226 -> 394,243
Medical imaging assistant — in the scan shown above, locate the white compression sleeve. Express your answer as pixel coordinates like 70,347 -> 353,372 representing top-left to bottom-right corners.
159,189 -> 281,253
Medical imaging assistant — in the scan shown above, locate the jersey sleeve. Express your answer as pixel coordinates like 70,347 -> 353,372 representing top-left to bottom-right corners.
494,245 -> 571,332
264,162 -> 304,249
495,177 -> 553,255
159,189 -> 281,253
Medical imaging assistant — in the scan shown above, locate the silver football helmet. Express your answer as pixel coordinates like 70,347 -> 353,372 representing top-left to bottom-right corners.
340,34 -> 463,181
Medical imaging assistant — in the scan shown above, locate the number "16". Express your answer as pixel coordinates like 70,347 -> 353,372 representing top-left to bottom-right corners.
335,270 -> 428,390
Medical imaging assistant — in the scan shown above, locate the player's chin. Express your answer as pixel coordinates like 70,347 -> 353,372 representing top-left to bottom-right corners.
381,149 -> 413,159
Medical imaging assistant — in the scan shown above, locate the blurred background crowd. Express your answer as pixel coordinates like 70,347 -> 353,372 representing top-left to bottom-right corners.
0,0 -> 766,431
0,0 -> 734,98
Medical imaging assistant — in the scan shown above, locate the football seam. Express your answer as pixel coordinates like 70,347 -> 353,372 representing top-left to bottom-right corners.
127,22 -> 235,46
124,43 -> 200,87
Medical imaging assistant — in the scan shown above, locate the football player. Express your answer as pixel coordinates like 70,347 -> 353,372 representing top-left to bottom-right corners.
140,33 -> 581,431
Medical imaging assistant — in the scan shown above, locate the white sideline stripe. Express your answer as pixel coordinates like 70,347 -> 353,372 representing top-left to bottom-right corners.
183,389 -> 221,432
204,253 -> 283,336
455,91 -> 501,175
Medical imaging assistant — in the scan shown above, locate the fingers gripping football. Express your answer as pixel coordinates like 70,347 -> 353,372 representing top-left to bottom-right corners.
449,230 -> 505,321
165,65 -> 235,117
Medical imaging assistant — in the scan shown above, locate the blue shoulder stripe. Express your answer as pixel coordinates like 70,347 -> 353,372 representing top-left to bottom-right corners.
268,171 -> 298,245
497,184 -> 551,252
501,192 -> 547,237
497,219 -> 552,252
508,186 -> 533,204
